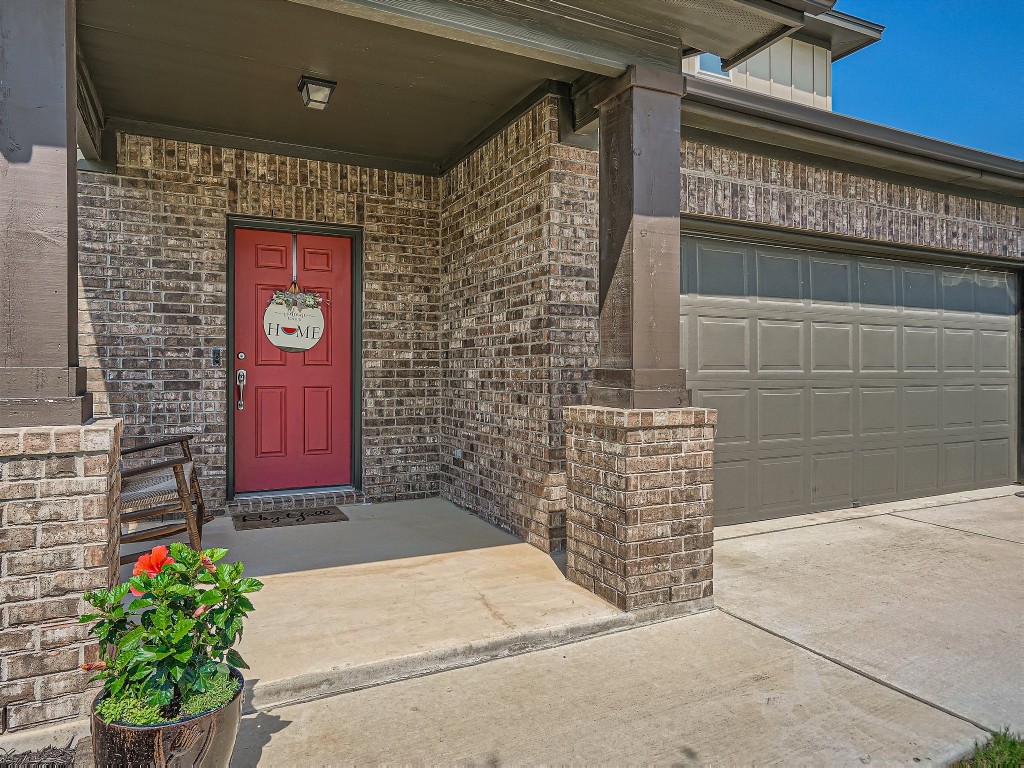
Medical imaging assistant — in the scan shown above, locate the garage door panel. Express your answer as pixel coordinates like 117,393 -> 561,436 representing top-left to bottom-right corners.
699,389 -> 751,445
861,324 -> 898,371
942,386 -> 976,429
697,244 -> 748,297
757,252 -> 803,301
979,438 -> 1012,483
979,330 -> 1012,372
810,257 -> 853,304
682,235 -> 1018,525
902,386 -> 939,432
757,319 -> 804,371
758,456 -> 804,511
697,317 -> 749,372
904,267 -> 939,310
942,328 -> 975,371
757,389 -> 804,442
978,385 -> 1011,427
904,326 -> 939,370
714,459 -> 752,522
811,388 -> 853,438
902,444 -> 939,493
812,452 -> 853,505
861,387 -> 898,436
859,262 -> 897,307
977,274 -> 1015,317
943,442 -> 976,488
941,271 -> 976,314
811,323 -> 854,371
858,448 -> 899,499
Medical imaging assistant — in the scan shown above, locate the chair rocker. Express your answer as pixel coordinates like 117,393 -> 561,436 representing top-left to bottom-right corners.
119,436 -> 211,565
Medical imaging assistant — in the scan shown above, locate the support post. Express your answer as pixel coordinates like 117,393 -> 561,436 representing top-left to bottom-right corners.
588,66 -> 688,409
0,0 -> 92,428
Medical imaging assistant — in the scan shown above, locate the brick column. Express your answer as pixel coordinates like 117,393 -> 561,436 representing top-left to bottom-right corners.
0,419 -> 121,734
564,406 -> 715,615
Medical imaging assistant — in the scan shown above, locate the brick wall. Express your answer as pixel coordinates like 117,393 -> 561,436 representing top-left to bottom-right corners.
680,140 -> 1023,259
564,406 -> 716,614
0,419 -> 121,732
77,137 -> 440,508
438,96 -> 599,551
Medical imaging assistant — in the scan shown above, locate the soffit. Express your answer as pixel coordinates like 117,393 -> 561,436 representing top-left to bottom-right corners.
77,0 -> 584,171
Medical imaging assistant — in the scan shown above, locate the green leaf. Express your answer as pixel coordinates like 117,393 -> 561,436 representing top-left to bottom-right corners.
170,619 -> 196,644
204,548 -> 229,563
198,589 -> 223,606
174,648 -> 193,664
225,649 -> 249,670
116,626 -> 146,650
235,596 -> 255,613
111,583 -> 131,603
151,608 -> 171,630
80,613 -> 101,623
237,578 -> 264,594
126,598 -> 150,611
229,562 -> 245,580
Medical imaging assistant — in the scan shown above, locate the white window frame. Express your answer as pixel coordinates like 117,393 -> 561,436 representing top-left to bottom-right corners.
696,52 -> 731,80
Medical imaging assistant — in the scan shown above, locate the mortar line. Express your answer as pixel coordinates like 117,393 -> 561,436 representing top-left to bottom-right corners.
887,513 -> 1024,545
715,606 -> 994,735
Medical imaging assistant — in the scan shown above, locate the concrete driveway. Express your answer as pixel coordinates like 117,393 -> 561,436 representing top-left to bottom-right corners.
716,489 -> 1024,734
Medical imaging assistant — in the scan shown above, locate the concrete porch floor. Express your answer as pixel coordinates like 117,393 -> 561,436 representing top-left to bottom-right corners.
178,498 -> 634,711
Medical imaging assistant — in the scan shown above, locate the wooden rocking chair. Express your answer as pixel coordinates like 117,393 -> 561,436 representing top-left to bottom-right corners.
118,436 -> 212,565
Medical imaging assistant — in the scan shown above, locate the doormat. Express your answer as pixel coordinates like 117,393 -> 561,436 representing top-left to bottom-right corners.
231,505 -> 350,531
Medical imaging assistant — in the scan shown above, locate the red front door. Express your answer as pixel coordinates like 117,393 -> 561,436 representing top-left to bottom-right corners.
233,228 -> 352,493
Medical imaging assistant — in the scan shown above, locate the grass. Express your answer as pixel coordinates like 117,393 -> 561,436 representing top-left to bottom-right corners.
957,729 -> 1024,768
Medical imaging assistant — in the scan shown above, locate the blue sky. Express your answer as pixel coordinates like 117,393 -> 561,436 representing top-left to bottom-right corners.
831,0 -> 1023,158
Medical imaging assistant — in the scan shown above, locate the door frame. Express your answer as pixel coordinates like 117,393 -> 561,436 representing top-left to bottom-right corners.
225,215 -> 364,500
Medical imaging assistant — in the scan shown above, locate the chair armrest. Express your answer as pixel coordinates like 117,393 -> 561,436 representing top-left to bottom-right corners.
122,457 -> 190,479
121,436 -> 193,456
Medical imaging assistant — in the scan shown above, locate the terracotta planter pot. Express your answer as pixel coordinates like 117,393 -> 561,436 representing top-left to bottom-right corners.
90,670 -> 243,768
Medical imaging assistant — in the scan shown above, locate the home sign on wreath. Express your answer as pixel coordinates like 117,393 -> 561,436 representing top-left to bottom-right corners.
264,283 -> 325,353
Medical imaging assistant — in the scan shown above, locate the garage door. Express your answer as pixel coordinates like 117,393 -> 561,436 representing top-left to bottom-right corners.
681,235 -> 1019,526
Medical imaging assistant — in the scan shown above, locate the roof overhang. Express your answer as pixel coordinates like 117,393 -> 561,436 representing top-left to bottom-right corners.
795,9 -> 883,61
290,0 -> 837,74
76,0 -> 837,172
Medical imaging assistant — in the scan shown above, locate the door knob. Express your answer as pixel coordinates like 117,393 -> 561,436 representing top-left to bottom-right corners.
236,369 -> 247,410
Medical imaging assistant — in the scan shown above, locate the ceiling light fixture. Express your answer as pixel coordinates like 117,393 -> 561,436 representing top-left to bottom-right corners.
297,75 -> 336,110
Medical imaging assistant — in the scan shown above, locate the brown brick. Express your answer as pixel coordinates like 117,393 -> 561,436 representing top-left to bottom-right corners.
5,597 -> 82,626
0,577 -> 39,603
7,696 -> 82,730
5,547 -> 81,575
0,525 -> 36,553
39,621 -> 92,650
4,497 -> 80,524
39,569 -> 109,597
5,647 -> 81,680
0,629 -> 36,654
38,521 -> 110,548
0,680 -> 35,706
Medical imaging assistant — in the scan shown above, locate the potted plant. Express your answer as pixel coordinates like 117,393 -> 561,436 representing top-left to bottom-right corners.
80,543 -> 263,767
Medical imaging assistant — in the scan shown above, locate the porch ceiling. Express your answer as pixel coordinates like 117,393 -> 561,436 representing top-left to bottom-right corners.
77,0 -> 585,173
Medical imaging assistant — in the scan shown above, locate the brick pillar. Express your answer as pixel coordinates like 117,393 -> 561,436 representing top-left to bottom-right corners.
564,406 -> 715,615
0,419 -> 121,734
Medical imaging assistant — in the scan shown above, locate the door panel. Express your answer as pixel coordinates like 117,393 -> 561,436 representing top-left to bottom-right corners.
233,228 -> 353,493
681,235 -> 1018,525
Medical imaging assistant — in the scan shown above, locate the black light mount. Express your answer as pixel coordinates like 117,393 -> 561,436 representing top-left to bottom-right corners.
297,75 -> 336,110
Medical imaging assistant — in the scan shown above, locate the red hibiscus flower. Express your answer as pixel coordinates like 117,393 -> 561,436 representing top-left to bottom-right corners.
130,545 -> 175,596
